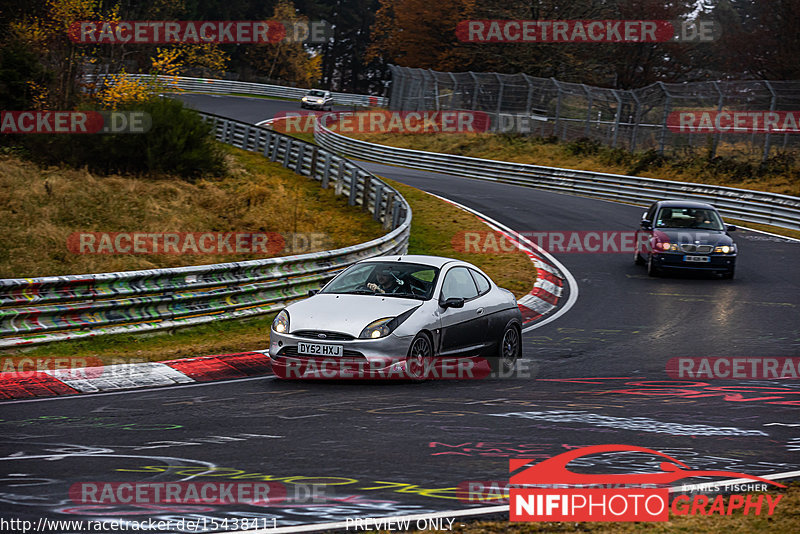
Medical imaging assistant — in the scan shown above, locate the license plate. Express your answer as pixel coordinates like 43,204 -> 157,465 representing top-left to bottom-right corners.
684,255 -> 710,263
297,342 -> 343,357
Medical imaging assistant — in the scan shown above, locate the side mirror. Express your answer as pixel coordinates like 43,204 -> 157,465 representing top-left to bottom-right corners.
641,219 -> 653,230
308,289 -> 319,296
440,297 -> 465,309
726,225 -> 737,232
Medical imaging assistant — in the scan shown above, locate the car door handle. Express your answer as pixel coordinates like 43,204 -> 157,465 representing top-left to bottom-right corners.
476,308 -> 484,315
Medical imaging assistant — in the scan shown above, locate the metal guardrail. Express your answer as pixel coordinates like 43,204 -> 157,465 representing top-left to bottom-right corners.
0,114 -> 410,349
314,122 -> 800,231
88,74 -> 388,107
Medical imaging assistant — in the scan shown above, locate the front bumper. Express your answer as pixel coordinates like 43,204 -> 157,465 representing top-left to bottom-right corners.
653,252 -> 736,272
269,330 -> 414,379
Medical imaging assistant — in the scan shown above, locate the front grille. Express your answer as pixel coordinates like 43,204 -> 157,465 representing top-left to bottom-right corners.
277,347 -> 365,359
292,330 -> 355,341
680,244 -> 713,254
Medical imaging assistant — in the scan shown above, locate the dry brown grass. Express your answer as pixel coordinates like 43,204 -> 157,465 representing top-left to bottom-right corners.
0,145 -> 384,277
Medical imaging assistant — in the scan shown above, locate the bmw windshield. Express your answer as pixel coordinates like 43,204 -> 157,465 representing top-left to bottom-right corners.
655,207 -> 725,231
320,262 -> 439,300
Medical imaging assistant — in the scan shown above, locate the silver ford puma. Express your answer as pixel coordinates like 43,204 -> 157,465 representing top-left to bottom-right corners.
268,255 -> 522,379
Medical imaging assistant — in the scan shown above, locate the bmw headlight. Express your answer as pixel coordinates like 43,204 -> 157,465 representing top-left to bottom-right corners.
317,99 -> 324,103
714,244 -> 736,254
360,317 -> 395,339
301,97 -> 308,102
272,310 -> 289,333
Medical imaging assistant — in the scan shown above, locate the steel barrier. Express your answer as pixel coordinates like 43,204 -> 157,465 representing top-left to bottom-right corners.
87,74 -> 388,107
314,122 -> 800,231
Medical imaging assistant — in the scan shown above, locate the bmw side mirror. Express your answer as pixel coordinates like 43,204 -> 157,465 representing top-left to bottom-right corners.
727,225 -> 737,232
440,297 -> 465,309
308,289 -> 319,296
641,219 -> 652,230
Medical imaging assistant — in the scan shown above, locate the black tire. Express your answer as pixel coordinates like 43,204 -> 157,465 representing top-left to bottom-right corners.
405,332 -> 434,380
634,248 -> 645,265
489,324 -> 520,375
647,254 -> 660,277
721,266 -> 735,279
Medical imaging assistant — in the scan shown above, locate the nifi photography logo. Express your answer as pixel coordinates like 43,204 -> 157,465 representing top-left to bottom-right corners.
508,444 -> 784,522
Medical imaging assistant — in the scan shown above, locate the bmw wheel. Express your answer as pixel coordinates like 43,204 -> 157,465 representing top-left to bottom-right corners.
647,254 -> 660,277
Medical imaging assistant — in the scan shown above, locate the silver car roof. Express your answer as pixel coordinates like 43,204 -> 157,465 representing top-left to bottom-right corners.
359,255 -> 466,269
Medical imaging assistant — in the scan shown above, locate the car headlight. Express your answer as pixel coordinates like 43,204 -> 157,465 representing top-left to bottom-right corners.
272,310 -> 289,333
316,99 -> 324,103
657,242 -> 678,251
714,244 -> 735,253
358,308 -> 418,339
360,317 -> 394,339
301,97 -> 308,101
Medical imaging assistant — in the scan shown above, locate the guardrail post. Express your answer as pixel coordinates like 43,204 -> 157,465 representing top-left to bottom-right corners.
348,167 -> 358,206
283,139 -> 293,167
295,144 -> 305,173
309,146 -> 319,178
383,191 -> 395,229
392,199 -> 401,229
270,135 -> 280,161
242,125 -> 251,150
373,183 -> 384,220
262,131 -> 273,157
335,162 -> 345,196
321,153 -> 331,188
361,174 -> 371,210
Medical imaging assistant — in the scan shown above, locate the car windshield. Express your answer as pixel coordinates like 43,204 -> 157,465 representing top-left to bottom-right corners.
320,262 -> 439,300
307,90 -> 325,97
655,207 -> 725,231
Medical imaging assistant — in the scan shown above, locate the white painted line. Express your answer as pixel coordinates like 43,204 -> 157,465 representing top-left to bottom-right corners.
0,374 -> 278,405
231,505 -> 508,534
423,192 -> 578,332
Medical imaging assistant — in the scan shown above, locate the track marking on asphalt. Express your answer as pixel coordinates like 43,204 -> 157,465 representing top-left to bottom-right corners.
228,470 -> 800,534
0,375 -> 278,405
421,192 -> 578,333
644,292 -> 795,307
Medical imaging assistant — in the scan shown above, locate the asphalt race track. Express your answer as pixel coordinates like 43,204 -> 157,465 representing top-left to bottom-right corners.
2,94 -> 799,532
